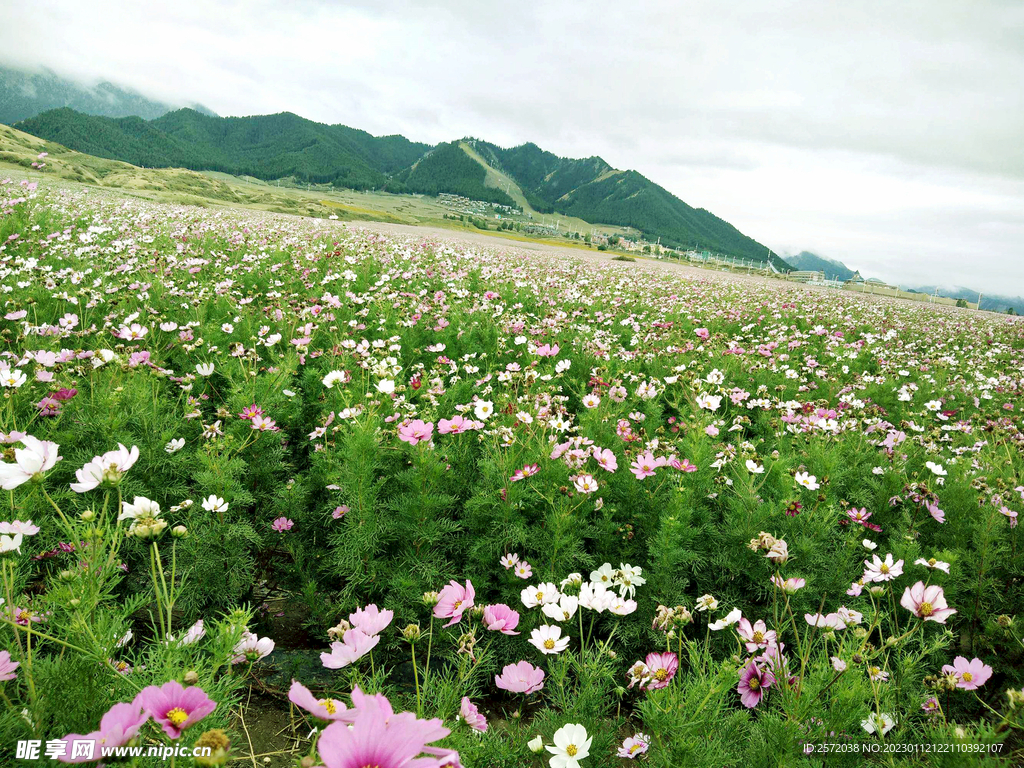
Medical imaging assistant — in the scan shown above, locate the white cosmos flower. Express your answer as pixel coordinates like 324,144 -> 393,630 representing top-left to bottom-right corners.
925,461 -> 947,477
696,393 -> 722,411
202,495 -> 228,514
547,723 -> 592,768
521,582 -> 560,608
0,436 -> 62,489
0,532 -> 23,555
322,370 -> 347,388
118,496 -> 162,521
376,379 -> 396,395
529,625 -> 570,655
794,471 -> 819,490
862,712 -> 896,736
165,438 -> 185,454
745,459 -> 764,474
474,400 -> 494,420
541,594 -> 580,622
709,607 -> 743,630
196,362 -> 215,377
0,368 -> 27,388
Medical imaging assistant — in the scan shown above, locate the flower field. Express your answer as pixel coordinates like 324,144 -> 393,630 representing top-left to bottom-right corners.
1,174 -> 1023,766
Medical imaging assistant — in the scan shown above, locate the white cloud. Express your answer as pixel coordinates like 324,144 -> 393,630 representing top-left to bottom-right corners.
2,0 -> 1022,294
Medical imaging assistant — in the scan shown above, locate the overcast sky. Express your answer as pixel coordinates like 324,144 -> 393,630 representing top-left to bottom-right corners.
3,0 -> 1023,295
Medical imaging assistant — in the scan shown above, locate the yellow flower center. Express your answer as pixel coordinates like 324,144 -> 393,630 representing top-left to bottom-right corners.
536,592 -> 544,601
566,745 -> 578,757
166,707 -> 189,726
880,564 -> 889,574
654,669 -> 668,681
961,672 -> 973,682
452,600 -> 462,611
752,631 -> 764,643
749,678 -> 760,690
544,639 -> 555,650
928,558 -> 937,566
629,744 -> 642,754
320,699 -> 337,714
919,602 -> 933,617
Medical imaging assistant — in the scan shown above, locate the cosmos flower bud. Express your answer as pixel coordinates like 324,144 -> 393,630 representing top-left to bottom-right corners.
327,619 -> 351,641
183,670 -> 200,685
422,591 -> 440,607
193,729 -> 231,767
58,570 -> 76,582
172,525 -> 188,538
80,509 -> 96,522
528,735 -> 545,753
402,623 -> 422,642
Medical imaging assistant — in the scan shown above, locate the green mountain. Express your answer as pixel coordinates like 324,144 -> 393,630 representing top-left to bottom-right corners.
16,108 -> 430,189
0,65 -> 215,125
13,107 -> 784,263
784,251 -> 856,281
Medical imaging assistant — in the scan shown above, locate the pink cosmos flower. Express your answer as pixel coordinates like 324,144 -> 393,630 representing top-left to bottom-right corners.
482,604 -> 520,635
271,517 -> 294,532
70,444 -> 139,493
494,661 -> 545,694
642,652 -> 678,690
350,604 -> 394,636
232,632 -> 275,663
333,505 -> 350,519
535,343 -> 559,357
433,580 -> 474,627
0,520 -> 39,536
630,451 -> 659,480
437,415 -> 469,434
321,629 -> 380,669
0,649 -> 19,681
737,661 -> 775,708
514,561 -> 533,579
398,420 -> 434,446
900,581 -> 956,623
56,701 -> 149,763
499,553 -> 519,569
846,507 -> 882,532
460,697 -> 487,732
737,618 -> 777,652
317,688 -> 459,768
592,447 -> 618,472
941,657 -> 992,690
288,680 -> 350,721
770,575 -> 805,594
926,501 -> 945,524
695,328 -> 710,339
618,733 -> 651,759
134,680 -> 217,739
670,456 -> 698,472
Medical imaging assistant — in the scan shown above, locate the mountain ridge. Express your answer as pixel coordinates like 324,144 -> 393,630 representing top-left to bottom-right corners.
12,105 -> 786,265
0,64 -> 216,125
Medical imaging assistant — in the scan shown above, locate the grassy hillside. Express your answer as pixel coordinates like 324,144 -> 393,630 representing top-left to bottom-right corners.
16,108 -> 431,189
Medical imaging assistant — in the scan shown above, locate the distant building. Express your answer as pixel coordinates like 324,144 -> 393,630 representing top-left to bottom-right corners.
790,270 -> 825,283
